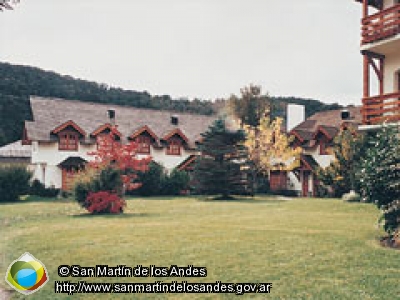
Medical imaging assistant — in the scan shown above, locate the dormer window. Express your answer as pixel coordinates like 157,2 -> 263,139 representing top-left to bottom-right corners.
135,135 -> 151,154
59,130 -> 79,151
167,137 -> 182,155
52,120 -> 86,152
319,140 -> 327,155
129,126 -> 158,155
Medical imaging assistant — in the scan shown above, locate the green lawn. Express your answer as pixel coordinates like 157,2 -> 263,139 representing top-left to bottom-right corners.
0,196 -> 399,299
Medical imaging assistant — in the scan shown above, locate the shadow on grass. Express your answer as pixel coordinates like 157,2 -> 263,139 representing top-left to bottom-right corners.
70,212 -> 156,219
195,196 -> 287,204
0,195 -> 75,204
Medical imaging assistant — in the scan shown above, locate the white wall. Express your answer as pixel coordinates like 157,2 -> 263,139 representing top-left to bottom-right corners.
384,53 -> 400,94
31,141 -> 196,188
287,172 -> 301,194
287,104 -> 305,132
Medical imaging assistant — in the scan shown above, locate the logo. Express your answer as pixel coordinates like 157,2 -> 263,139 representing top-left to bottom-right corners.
5,252 -> 49,295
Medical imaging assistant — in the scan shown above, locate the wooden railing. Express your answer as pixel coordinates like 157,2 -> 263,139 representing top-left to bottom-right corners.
362,4 -> 400,44
362,91 -> 400,124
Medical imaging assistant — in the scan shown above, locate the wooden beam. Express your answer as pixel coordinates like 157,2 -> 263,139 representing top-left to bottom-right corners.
361,50 -> 385,60
362,0 -> 369,18
379,57 -> 384,95
363,54 -> 370,98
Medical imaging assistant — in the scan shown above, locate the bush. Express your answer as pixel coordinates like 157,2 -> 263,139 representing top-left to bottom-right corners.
0,166 -> 31,202
134,162 -> 165,196
85,191 -> 126,214
74,166 -> 123,209
342,190 -> 361,202
30,179 -> 60,198
162,169 -> 190,195
380,200 -> 400,236
134,163 -> 190,196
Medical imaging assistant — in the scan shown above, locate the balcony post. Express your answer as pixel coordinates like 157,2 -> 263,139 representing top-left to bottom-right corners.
363,54 -> 370,98
379,58 -> 384,95
362,0 -> 369,18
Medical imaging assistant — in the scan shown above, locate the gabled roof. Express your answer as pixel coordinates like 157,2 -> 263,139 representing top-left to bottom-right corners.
301,154 -> 319,171
51,120 -> 86,136
162,128 -> 189,144
312,125 -> 339,140
130,125 -> 158,141
291,106 -> 362,143
26,96 -> 216,147
91,123 -> 122,137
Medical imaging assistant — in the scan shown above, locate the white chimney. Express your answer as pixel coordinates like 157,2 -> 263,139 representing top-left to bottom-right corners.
286,104 -> 305,132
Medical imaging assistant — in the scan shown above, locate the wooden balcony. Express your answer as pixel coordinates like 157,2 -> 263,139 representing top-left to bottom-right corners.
362,91 -> 400,124
362,4 -> 400,45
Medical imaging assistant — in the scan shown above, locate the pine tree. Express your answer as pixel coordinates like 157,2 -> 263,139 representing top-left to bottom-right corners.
193,118 -> 251,199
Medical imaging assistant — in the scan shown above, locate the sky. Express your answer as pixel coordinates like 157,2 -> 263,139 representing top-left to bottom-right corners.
0,1 -> 365,106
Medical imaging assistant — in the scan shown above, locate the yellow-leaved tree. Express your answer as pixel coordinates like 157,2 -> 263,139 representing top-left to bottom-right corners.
245,115 -> 302,174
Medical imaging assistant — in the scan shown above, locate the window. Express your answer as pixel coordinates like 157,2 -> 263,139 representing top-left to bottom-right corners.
319,140 -> 327,155
167,138 -> 181,155
136,135 -> 151,154
59,131 -> 79,151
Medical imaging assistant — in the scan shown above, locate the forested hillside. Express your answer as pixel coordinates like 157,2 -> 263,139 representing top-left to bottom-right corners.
0,62 -> 342,146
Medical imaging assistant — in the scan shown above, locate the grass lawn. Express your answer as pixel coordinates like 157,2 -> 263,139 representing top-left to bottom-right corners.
0,195 -> 399,299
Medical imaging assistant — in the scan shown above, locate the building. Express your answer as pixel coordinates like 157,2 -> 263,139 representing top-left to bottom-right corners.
355,0 -> 400,125
22,96 -> 216,190
0,140 -> 31,166
269,107 -> 362,196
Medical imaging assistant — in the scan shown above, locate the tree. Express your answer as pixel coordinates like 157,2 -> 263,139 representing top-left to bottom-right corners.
356,125 -> 400,237
74,128 -> 151,213
88,129 -> 152,192
193,118 -> 251,199
317,127 -> 365,197
228,85 -> 271,128
244,115 -> 302,174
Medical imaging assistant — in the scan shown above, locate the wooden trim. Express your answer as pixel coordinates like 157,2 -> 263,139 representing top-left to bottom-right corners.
289,130 -> 305,143
177,155 -> 197,171
363,54 -> 370,103
91,123 -> 122,137
312,125 -> 334,141
58,130 -> 79,151
162,128 -> 189,144
135,135 -> 151,154
52,120 -> 86,136
130,125 -> 158,141
166,137 -> 182,155
362,91 -> 400,124
361,3 -> 400,44
21,126 -> 31,145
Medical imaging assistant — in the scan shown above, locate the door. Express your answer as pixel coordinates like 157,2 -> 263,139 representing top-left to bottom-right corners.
62,167 -> 77,191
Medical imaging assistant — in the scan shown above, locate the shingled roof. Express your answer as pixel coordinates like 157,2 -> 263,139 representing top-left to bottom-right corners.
289,106 -> 362,151
291,106 -> 362,140
25,96 -> 217,148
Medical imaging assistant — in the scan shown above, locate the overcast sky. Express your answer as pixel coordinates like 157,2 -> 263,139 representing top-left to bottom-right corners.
0,1 -> 364,105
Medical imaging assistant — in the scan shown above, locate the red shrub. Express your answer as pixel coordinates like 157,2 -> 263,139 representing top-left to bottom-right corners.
85,191 -> 126,214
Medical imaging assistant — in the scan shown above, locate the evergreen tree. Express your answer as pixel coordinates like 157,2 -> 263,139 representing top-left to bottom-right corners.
357,125 -> 400,207
356,125 -> 400,236
193,118 -> 251,199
